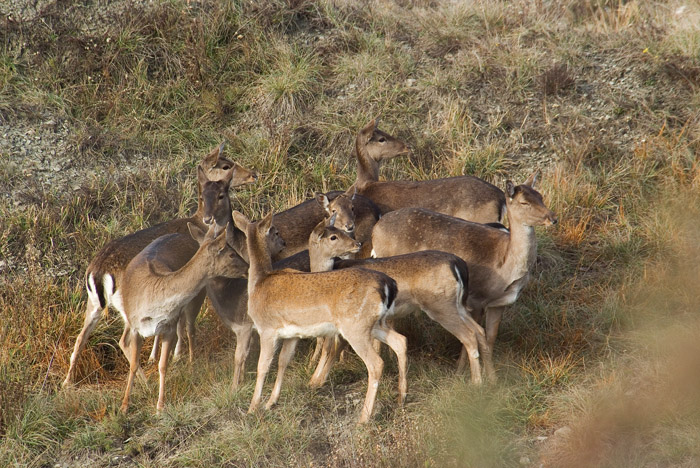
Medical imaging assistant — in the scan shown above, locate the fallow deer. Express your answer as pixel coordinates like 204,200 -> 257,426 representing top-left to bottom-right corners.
62,144 -> 256,387
233,211 -> 408,424
305,223 -> 488,386
118,223 -> 248,413
352,118 -> 506,224
370,173 -> 557,380
271,187 -> 380,260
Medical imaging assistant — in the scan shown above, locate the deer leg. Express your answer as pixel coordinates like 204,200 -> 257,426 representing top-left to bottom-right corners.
119,324 -> 147,385
309,337 -> 324,365
63,297 -> 104,387
231,322 -> 253,390
266,338 -> 299,409
149,335 -> 160,363
156,328 -> 177,413
119,327 -> 144,414
308,335 -> 345,388
427,306 -> 484,384
482,306 -> 504,382
248,330 -> 277,414
372,322 -> 408,407
470,307 -> 485,326
175,290 -> 205,363
343,330 -> 384,424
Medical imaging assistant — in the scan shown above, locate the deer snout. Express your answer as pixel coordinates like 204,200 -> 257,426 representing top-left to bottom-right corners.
203,215 -> 214,225
250,172 -> 259,182
545,212 -> 558,226
345,223 -> 355,233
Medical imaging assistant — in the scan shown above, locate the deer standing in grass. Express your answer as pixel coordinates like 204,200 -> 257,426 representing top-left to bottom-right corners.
118,223 -> 249,413
371,173 -> 557,380
352,118 -> 506,224
193,188 -> 359,389
233,211 -> 408,424
305,221 -> 488,386
62,144 -> 257,387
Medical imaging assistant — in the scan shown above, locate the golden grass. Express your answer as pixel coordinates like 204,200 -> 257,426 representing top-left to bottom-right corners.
1,0 -> 699,465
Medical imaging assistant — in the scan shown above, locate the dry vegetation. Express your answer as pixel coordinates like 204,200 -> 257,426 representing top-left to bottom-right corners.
1,0 -> 699,466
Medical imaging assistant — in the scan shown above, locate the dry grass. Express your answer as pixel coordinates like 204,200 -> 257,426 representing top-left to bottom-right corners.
1,0 -> 699,466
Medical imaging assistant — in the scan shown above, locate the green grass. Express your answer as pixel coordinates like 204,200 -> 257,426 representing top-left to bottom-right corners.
1,0 -> 699,466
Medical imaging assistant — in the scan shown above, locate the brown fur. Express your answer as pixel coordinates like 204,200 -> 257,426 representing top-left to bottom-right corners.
118,224 -> 248,413
371,174 -> 557,380
352,119 -> 506,223
62,146 -> 256,387
233,211 -> 407,424
272,187 -> 380,260
307,224 -> 488,386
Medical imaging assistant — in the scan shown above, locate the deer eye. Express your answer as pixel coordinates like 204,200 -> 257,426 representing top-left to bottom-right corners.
378,137 -> 386,143
330,235 -> 337,241
222,165 -> 231,170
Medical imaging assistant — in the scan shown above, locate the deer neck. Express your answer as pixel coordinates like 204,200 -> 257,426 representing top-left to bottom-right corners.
152,251 -> 211,303
308,244 -> 334,273
501,214 -> 538,281
355,141 -> 380,189
246,230 -> 273,286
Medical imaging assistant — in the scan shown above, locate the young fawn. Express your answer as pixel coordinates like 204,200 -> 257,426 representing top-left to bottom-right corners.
233,211 -> 408,424
118,223 -> 248,413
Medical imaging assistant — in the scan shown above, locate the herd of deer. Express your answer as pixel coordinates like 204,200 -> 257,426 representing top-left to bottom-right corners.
61,118 -> 557,424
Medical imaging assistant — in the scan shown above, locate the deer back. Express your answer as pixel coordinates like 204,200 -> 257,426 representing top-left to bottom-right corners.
85,150 -> 253,310
272,190 -> 380,260
371,177 -> 556,307
249,267 -> 397,334
359,177 -> 505,223
353,118 -> 505,223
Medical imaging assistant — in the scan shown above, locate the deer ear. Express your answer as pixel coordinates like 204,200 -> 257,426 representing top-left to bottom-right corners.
360,119 -> 376,142
524,172 -> 538,188
506,181 -> 516,198
259,211 -> 274,234
315,192 -> 330,213
188,222 -> 207,244
218,141 -> 226,158
344,184 -> 357,200
232,211 -> 250,233
202,145 -> 219,168
197,164 -> 209,187
310,219 -> 325,242
328,212 -> 337,227
373,116 -> 380,130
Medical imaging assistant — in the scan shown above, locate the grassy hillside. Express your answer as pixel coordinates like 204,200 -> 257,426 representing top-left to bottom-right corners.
1,0 -> 699,466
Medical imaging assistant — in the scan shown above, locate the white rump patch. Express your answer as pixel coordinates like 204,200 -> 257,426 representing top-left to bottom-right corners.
87,273 -> 100,306
370,248 -> 377,258
103,274 -> 115,305
453,265 -> 469,321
